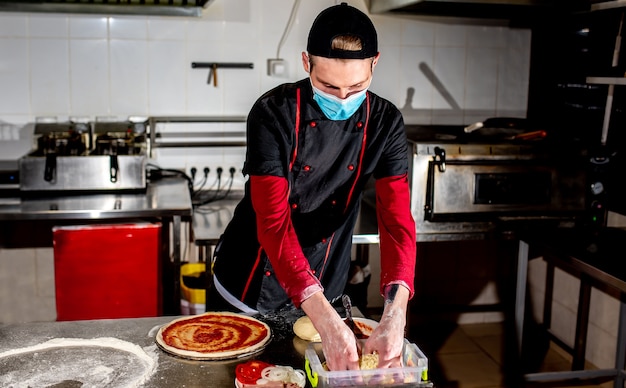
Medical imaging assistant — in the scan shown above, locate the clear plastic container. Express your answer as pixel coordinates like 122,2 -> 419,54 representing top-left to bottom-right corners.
304,340 -> 429,387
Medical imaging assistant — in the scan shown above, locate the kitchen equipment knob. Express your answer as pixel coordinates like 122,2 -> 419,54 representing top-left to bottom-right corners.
590,182 -> 604,195
434,147 -> 446,172
109,155 -> 119,183
44,154 -> 56,182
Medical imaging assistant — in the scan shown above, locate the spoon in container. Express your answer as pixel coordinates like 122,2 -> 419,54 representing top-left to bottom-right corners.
342,294 -> 365,342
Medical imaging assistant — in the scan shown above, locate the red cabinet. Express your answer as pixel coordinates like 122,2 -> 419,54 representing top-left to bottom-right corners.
53,223 -> 162,321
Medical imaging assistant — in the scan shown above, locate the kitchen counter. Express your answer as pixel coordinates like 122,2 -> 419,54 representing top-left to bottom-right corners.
0,177 -> 193,315
0,177 -> 191,220
0,314 -> 313,387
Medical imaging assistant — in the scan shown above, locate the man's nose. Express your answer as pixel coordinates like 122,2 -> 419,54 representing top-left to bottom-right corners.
335,89 -> 351,99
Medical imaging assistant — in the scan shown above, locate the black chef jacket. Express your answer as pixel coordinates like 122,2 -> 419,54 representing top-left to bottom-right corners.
212,78 -> 411,315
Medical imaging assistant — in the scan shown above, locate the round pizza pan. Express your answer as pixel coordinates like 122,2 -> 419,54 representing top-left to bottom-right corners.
155,312 -> 272,361
155,333 -> 271,361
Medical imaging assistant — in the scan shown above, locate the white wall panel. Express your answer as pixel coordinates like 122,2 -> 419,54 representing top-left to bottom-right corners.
0,38 -> 30,115
110,39 -> 149,116
465,47 -> 498,111
30,39 -> 70,116
28,14 -> 68,38
148,40 -> 186,114
148,18 -> 187,40
109,16 -> 148,40
0,15 -> 26,37
69,39 -> 109,115
69,16 -> 108,39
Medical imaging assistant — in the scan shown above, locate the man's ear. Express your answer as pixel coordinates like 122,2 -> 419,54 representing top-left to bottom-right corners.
301,52 -> 310,73
372,52 -> 381,70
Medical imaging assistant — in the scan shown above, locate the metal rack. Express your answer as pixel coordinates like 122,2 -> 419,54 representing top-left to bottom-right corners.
586,76 -> 626,145
146,116 -> 247,158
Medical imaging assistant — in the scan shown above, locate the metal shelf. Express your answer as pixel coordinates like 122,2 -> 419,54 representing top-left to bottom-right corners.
149,116 -> 246,123
586,76 -> 626,85
591,0 -> 626,11
585,77 -> 626,145
147,116 -> 247,157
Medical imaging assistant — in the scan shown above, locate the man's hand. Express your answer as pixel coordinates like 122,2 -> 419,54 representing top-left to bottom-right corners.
362,284 -> 410,368
301,292 -> 361,370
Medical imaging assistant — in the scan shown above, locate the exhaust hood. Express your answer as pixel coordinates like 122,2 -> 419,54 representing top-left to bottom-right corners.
367,0 -> 590,22
0,0 -> 215,17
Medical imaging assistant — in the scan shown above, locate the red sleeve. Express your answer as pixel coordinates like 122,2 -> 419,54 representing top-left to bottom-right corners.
250,175 -> 323,307
375,173 -> 416,298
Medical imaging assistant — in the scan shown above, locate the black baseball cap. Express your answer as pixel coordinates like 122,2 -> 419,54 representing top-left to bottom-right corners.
307,2 -> 378,60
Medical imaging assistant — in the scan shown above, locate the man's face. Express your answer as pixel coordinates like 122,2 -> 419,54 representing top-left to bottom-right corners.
302,53 -> 379,100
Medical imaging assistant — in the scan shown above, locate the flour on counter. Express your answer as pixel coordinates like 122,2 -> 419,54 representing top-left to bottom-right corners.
0,337 -> 158,388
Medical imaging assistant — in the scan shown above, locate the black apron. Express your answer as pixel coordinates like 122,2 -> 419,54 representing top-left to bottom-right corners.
212,79 -> 408,314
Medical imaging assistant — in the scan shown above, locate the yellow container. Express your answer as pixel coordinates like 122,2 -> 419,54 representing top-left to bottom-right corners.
180,262 -> 206,305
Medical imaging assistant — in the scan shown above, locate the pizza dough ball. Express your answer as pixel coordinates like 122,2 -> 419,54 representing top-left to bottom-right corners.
293,316 -> 321,342
359,353 -> 379,370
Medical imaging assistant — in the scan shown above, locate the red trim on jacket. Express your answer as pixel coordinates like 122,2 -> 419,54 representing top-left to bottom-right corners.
317,232 -> 335,280
241,246 -> 264,301
289,88 -> 301,171
344,93 -> 369,212
376,173 -> 417,298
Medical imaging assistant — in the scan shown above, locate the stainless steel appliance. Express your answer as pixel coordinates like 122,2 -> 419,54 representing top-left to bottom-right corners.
0,160 -> 19,202
19,119 -> 147,192
406,125 -> 589,239
0,160 -> 19,190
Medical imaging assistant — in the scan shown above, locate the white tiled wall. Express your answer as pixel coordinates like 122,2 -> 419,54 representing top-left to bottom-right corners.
0,248 -> 56,323
0,0 -> 531,177
0,0 -> 530,329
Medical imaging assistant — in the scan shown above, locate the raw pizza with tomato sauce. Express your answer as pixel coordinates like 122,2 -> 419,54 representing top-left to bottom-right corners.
155,312 -> 272,360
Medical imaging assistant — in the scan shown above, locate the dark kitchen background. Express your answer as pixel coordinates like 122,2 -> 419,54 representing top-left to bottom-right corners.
1,0 -> 626,384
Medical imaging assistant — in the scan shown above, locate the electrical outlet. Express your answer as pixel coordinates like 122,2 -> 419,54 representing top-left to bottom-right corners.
267,58 -> 287,77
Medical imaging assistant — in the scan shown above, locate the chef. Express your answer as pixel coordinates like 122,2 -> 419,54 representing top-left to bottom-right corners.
209,2 -> 416,371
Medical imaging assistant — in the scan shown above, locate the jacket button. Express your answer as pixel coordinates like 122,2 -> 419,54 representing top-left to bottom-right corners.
310,121 -> 317,127
265,271 -> 271,276
303,165 -> 311,171
331,200 -> 337,205
312,269 -> 316,275
291,203 -> 298,209
356,121 -> 363,128
321,238 -> 327,243
348,164 -> 355,171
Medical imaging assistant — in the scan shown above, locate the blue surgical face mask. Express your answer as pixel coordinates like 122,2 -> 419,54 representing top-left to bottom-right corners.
311,83 -> 368,121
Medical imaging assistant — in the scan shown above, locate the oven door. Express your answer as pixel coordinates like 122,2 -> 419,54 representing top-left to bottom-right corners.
424,159 -> 587,222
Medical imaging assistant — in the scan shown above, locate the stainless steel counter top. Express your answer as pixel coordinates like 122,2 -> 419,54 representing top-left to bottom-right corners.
0,177 -> 193,315
0,314 -> 314,387
0,177 -> 192,221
